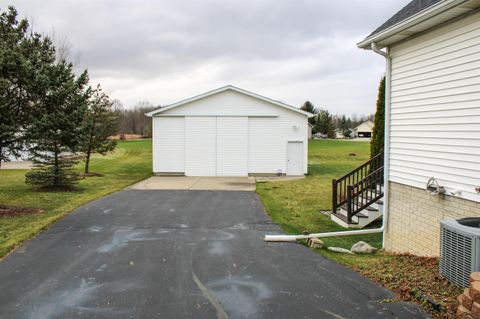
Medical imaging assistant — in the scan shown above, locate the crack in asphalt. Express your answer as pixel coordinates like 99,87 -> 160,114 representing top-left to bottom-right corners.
192,271 -> 229,319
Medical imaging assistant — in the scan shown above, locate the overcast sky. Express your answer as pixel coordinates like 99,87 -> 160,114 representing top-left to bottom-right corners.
8,1 -> 408,115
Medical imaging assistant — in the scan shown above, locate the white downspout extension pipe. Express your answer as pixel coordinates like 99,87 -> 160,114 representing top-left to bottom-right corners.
264,42 -> 391,244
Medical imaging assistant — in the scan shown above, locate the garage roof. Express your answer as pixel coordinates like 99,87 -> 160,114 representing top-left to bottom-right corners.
146,85 -> 313,117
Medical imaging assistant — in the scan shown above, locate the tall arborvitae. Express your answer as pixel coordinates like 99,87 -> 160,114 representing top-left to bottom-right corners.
370,76 -> 386,159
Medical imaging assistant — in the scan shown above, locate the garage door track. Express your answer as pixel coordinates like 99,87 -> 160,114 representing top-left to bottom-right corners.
0,190 -> 428,318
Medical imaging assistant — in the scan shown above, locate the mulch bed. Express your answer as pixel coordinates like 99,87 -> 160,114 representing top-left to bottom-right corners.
353,253 -> 462,318
0,204 -> 43,217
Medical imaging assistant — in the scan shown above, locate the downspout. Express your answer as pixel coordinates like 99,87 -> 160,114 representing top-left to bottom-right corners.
372,42 -> 392,249
264,42 -> 391,244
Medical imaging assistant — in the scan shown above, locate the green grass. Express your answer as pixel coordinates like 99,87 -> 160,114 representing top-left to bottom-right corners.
256,139 -> 461,318
0,139 -> 152,257
257,139 -> 382,249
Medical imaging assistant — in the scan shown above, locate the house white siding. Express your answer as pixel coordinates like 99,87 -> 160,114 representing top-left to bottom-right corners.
151,88 -> 309,176
389,11 -> 480,203
152,117 -> 184,173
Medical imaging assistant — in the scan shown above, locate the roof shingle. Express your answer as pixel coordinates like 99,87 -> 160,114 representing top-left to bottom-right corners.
369,0 -> 443,37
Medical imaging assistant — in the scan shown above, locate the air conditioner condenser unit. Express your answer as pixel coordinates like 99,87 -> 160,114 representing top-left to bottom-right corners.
440,218 -> 480,288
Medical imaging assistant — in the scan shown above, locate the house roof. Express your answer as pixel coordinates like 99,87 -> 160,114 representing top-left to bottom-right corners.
355,120 -> 374,131
146,85 -> 314,117
369,0 -> 442,37
358,0 -> 480,49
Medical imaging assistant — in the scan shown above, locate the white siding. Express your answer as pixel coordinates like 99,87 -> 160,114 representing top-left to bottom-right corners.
152,89 -> 309,176
217,117 -> 248,176
152,117 -> 184,173
185,117 -> 217,176
389,11 -> 480,202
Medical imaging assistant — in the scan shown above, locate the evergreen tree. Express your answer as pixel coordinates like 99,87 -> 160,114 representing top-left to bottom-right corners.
339,115 -> 352,139
370,77 -> 385,158
0,7 -> 31,166
81,85 -> 118,175
25,57 -> 90,190
300,101 -> 318,127
315,109 -> 335,138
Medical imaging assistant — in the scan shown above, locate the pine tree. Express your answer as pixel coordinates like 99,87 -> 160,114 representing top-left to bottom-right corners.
315,109 -> 335,138
0,7 -> 31,167
300,101 -> 318,127
370,77 -> 385,159
25,58 -> 90,190
81,85 -> 118,175
339,115 -> 352,139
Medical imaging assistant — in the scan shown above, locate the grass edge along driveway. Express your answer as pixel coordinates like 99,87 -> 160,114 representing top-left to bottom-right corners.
0,139 -> 152,258
256,139 -> 462,318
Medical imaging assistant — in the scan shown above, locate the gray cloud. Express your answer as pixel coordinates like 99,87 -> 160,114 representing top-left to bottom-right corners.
8,0 -> 409,114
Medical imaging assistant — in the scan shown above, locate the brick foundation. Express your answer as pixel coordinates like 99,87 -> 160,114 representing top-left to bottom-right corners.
385,182 -> 480,256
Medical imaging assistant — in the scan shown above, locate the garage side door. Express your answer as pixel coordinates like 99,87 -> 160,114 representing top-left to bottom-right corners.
185,117 -> 216,176
152,117 -> 184,173
217,117 -> 248,176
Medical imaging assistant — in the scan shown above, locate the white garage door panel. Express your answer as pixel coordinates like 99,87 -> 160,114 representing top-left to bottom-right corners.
153,117 -> 184,173
185,117 -> 217,176
248,118 -> 284,174
217,117 -> 248,176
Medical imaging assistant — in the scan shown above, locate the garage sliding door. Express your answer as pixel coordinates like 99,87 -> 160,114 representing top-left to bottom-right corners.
217,117 -> 248,176
185,117 -> 248,176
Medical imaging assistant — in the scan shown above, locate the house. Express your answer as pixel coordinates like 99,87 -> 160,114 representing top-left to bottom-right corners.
358,0 -> 480,256
334,129 -> 345,139
146,85 -> 312,177
352,120 -> 374,139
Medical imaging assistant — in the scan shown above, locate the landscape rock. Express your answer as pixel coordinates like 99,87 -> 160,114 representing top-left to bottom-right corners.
307,238 -> 324,249
327,247 -> 354,254
458,289 -> 473,310
351,241 -> 377,254
457,305 -> 472,319
470,272 -> 480,285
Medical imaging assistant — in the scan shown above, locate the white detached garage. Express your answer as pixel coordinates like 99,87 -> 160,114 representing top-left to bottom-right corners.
146,86 -> 313,177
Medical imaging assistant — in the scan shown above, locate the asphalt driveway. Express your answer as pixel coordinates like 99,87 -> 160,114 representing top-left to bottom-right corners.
0,190 -> 428,319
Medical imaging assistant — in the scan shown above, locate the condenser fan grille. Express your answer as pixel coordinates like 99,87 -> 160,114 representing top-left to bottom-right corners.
440,226 -> 473,287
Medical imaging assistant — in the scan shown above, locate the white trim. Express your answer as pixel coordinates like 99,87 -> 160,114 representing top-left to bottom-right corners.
154,114 -> 278,118
146,85 -> 314,118
358,0 -> 470,49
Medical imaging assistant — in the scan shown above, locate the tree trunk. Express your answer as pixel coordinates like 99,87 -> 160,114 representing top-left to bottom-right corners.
84,148 -> 91,175
53,148 -> 59,187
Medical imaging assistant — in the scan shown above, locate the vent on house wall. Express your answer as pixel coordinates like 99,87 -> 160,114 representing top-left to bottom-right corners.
440,218 -> 480,288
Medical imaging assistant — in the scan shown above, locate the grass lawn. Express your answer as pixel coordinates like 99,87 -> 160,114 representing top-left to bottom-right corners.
257,139 -> 382,249
256,139 -> 461,318
0,139 -> 152,258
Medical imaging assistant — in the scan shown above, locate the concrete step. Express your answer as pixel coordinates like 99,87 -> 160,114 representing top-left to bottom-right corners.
332,205 -> 383,229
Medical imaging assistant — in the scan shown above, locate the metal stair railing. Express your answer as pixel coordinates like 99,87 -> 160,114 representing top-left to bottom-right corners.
332,151 -> 384,223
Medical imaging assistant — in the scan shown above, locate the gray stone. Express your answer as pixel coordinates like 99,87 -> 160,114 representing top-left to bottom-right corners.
328,247 -> 355,254
351,241 -> 377,254
307,238 -> 324,249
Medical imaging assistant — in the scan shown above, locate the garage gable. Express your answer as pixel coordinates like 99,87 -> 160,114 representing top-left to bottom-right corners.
146,85 -> 312,118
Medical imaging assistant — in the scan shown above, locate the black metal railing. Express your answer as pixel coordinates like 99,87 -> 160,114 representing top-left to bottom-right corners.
332,152 -> 384,223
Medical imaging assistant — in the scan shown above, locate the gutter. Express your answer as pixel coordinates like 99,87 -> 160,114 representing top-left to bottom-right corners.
264,43 -> 391,246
